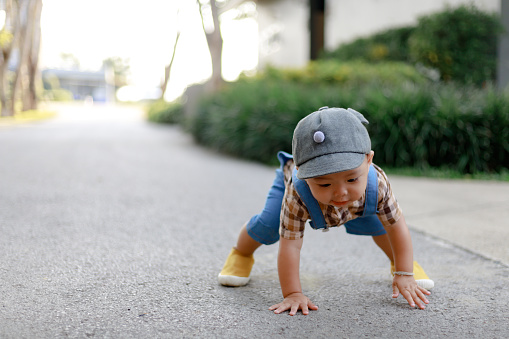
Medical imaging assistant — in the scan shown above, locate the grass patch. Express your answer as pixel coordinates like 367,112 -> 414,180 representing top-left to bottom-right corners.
384,166 -> 509,182
0,109 -> 56,127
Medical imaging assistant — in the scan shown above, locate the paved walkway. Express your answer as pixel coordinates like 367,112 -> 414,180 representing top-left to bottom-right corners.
391,173 -> 509,267
0,103 -> 508,338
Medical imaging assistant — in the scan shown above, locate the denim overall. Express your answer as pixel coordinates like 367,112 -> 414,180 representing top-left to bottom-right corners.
245,151 -> 386,245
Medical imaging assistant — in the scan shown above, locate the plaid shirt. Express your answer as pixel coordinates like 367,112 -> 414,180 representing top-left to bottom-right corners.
280,160 -> 403,240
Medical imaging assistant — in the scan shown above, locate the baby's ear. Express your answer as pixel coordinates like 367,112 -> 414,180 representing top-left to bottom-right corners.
347,108 -> 369,125
367,151 -> 374,164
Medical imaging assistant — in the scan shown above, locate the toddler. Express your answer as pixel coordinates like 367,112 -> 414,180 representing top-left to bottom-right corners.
218,107 -> 433,315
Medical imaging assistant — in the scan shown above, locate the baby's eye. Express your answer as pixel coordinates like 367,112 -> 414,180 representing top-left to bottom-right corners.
347,177 -> 358,183
318,184 -> 331,188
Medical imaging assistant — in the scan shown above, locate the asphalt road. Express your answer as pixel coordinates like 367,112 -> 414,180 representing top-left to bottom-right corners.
1,104 -> 508,338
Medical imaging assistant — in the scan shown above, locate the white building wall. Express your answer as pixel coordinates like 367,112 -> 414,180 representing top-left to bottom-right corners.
257,0 -> 309,69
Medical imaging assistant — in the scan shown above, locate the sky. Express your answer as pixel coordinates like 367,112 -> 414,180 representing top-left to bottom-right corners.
39,0 -> 258,101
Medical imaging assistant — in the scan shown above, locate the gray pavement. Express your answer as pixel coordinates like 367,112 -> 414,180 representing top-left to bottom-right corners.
1,103 -> 508,338
391,174 -> 509,267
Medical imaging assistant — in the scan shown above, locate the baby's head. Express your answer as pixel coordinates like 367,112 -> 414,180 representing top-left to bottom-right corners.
293,107 -> 374,207
293,106 -> 372,180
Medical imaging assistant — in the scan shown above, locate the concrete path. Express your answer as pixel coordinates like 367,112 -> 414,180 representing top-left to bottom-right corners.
391,175 -> 509,267
1,103 -> 508,338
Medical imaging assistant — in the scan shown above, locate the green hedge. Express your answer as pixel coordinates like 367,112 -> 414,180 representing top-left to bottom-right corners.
322,5 -> 503,85
321,26 -> 415,62
263,60 -> 428,86
409,5 -> 503,85
188,80 -> 311,164
363,84 -> 509,173
146,100 -> 183,124
187,78 -> 509,174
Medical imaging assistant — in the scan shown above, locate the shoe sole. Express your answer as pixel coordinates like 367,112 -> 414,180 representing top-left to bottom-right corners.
218,274 -> 250,287
416,279 -> 434,290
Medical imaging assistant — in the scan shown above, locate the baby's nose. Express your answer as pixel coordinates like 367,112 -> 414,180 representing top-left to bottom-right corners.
333,186 -> 348,199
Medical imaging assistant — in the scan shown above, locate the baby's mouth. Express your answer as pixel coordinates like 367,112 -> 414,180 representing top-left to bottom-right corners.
331,200 -> 349,207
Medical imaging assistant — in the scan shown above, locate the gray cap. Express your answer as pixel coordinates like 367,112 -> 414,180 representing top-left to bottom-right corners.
292,107 -> 371,179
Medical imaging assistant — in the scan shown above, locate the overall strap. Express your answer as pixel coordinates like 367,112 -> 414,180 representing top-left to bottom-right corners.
277,151 -> 293,167
277,151 -> 327,231
363,165 -> 379,216
292,168 -> 328,230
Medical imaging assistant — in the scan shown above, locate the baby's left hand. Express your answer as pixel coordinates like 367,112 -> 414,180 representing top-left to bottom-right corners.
392,275 -> 431,309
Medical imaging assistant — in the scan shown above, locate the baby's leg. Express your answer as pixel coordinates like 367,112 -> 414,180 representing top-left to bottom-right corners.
372,234 -> 434,289
235,222 -> 262,256
218,168 -> 285,286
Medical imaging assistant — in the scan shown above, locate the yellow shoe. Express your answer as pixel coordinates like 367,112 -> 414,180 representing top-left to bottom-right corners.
391,261 -> 434,290
218,248 -> 255,287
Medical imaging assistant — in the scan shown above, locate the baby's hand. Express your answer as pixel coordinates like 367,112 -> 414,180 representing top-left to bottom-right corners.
269,292 -> 318,316
392,275 -> 431,309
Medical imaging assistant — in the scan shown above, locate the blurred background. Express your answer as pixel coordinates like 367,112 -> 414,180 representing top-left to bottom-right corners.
1,0 -> 508,177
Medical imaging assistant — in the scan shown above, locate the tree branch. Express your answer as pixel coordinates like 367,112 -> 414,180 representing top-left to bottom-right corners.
161,31 -> 181,99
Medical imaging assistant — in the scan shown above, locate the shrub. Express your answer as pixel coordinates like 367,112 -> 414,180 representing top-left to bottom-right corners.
409,5 -> 504,85
321,26 -> 415,62
42,89 -> 73,101
188,77 -> 509,174
188,79 -> 319,164
322,5 -> 504,87
146,100 -> 183,124
263,60 -> 428,86
187,60 -> 429,164
363,84 -> 509,173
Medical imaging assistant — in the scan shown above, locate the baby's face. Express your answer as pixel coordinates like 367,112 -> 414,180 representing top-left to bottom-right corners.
305,152 -> 373,208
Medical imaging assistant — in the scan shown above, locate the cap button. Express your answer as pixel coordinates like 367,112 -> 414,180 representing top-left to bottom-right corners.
313,131 -> 325,143
318,106 -> 329,111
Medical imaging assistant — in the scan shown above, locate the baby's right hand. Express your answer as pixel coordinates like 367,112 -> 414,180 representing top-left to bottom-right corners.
269,292 -> 318,316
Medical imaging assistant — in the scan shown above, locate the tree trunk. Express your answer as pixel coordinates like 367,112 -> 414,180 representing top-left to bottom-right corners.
0,58 -> 8,116
198,0 -> 224,93
0,0 -> 17,117
206,0 -> 223,92
9,0 -> 35,115
184,0 -> 226,117
24,0 -> 43,111
497,0 -> 509,90
160,31 -> 180,99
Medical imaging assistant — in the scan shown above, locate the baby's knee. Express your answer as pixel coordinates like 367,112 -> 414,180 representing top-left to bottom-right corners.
246,215 -> 280,245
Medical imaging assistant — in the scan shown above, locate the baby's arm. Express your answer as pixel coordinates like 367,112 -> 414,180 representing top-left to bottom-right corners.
385,215 -> 431,309
269,237 -> 318,315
